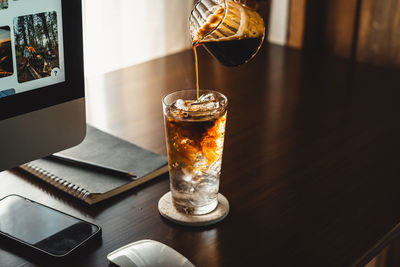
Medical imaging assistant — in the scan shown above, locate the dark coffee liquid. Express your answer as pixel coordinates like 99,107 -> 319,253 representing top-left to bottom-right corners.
202,36 -> 263,67
165,111 -> 227,170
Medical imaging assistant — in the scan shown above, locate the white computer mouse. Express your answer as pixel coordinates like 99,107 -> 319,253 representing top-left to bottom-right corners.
107,239 -> 195,267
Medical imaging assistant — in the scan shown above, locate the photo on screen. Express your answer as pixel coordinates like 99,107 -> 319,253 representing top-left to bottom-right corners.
0,26 -> 13,79
0,0 -> 8,10
14,11 -> 60,83
0,88 -> 15,97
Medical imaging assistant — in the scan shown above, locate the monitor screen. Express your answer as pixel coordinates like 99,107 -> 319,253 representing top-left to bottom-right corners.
0,0 -> 65,98
0,0 -> 86,171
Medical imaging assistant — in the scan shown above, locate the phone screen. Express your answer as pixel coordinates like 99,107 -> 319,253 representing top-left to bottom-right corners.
0,195 -> 100,257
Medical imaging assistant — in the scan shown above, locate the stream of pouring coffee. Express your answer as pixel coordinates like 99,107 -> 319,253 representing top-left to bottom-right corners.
192,0 -> 265,100
193,46 -> 200,101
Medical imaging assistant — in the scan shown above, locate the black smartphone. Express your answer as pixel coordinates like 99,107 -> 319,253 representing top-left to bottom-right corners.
0,195 -> 101,260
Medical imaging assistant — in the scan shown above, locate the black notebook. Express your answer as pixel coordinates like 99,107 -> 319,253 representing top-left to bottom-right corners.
19,125 -> 168,204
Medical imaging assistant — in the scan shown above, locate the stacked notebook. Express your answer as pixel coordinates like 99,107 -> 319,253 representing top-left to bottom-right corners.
19,125 -> 168,204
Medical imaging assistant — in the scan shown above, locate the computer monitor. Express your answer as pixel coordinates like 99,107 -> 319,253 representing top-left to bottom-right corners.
0,0 -> 85,171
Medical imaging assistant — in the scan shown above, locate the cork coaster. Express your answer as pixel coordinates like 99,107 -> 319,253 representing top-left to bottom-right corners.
158,192 -> 229,227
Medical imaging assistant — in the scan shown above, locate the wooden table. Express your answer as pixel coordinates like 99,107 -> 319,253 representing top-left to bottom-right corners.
1,44 -> 400,266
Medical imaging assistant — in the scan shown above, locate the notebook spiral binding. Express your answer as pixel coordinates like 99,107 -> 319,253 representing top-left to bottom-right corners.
20,163 -> 91,200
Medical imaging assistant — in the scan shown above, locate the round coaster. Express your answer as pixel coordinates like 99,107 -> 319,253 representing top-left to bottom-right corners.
158,192 -> 229,227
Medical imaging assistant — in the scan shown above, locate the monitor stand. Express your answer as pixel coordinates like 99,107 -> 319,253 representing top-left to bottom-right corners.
0,98 -> 86,171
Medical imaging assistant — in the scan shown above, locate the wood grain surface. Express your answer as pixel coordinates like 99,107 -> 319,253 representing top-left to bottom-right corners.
1,44 -> 400,266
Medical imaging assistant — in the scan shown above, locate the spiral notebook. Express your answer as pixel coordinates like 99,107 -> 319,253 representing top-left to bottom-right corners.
19,125 -> 168,204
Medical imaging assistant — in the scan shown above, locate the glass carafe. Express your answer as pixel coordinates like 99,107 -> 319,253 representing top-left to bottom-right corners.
189,0 -> 265,67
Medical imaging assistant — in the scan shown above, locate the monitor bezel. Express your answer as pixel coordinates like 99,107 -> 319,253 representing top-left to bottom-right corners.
0,0 -> 84,121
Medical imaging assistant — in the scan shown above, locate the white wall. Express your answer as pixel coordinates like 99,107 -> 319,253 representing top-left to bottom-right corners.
268,0 -> 289,46
82,0 -> 193,77
82,0 -> 290,76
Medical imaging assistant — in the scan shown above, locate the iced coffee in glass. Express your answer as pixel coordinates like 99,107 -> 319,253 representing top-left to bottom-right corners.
162,89 -> 227,215
159,0 -> 264,220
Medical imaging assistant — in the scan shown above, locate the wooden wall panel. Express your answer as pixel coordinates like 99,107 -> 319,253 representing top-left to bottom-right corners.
288,0 -> 359,59
301,0 -> 327,52
324,0 -> 359,59
287,0 -> 306,49
286,0 -> 400,67
356,0 -> 400,67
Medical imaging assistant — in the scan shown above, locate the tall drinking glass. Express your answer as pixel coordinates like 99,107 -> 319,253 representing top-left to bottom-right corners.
162,90 -> 227,215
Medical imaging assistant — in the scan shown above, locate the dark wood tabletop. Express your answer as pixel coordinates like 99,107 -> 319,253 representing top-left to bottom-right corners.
1,43 -> 400,267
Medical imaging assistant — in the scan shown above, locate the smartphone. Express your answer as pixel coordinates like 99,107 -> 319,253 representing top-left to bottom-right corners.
0,195 -> 101,259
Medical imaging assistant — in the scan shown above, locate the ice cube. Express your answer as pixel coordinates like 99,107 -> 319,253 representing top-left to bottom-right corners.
204,101 -> 219,110
189,100 -> 219,111
198,93 -> 216,102
183,174 -> 193,182
174,99 -> 187,111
